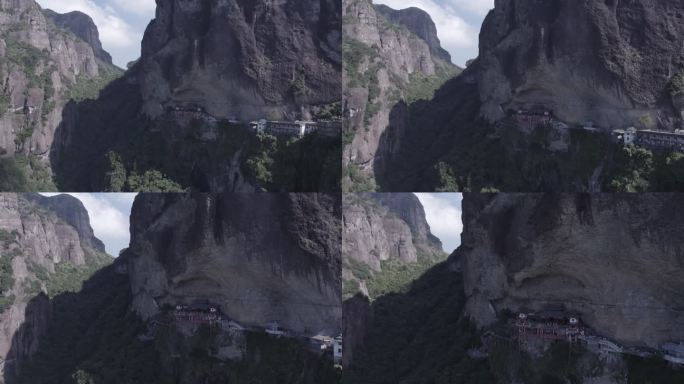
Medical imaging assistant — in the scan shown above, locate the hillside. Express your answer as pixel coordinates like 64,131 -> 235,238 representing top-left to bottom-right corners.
0,0 -> 121,191
8,193 -> 343,384
52,0 -> 342,193
344,193 -> 684,383
377,0 -> 684,192
0,193 -> 112,382
342,0 -> 460,191
342,193 -> 446,367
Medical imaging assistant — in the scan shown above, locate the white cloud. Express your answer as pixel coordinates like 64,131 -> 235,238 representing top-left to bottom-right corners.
415,193 -> 463,253
111,0 -> 156,16
451,0 -> 494,16
374,0 -> 493,66
41,193 -> 136,257
36,0 -> 144,66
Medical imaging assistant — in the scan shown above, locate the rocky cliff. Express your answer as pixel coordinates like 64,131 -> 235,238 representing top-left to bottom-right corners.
342,193 -> 445,366
342,0 -> 459,191
460,193 -> 684,349
42,9 -> 113,65
140,0 -> 341,122
52,0 -> 342,193
0,193 -> 110,381
127,193 -> 342,336
478,0 -> 684,131
343,193 -> 442,274
0,0 -> 119,189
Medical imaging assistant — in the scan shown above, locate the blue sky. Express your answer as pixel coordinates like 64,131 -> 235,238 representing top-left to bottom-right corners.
42,193 -> 137,257
415,193 -> 463,253
374,0 -> 493,66
35,0 -> 155,68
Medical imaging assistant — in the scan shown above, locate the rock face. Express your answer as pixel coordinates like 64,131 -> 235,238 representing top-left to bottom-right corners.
343,0 -> 459,189
24,193 -> 105,253
140,0 -> 341,121
0,0 -> 116,165
127,193 -> 342,335
0,193 -> 108,380
478,0 -> 684,130
343,193 -> 442,272
342,193 -> 444,366
43,9 -> 113,65
460,193 -> 684,349
373,5 -> 451,63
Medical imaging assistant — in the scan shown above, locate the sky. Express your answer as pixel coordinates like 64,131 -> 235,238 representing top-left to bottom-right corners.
415,193 -> 463,253
374,0 -> 494,66
35,0 -> 156,68
41,193 -> 137,257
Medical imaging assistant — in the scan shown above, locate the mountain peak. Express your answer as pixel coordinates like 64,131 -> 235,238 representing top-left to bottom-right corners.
374,4 -> 452,63
42,8 -> 113,65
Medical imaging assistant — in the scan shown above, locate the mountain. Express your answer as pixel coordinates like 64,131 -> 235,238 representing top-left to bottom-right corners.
478,0 -> 684,130
128,193 -> 342,335
377,0 -> 684,192
52,0 -> 342,193
460,193 -> 684,349
344,193 -> 684,383
141,0 -> 341,122
9,193 -> 341,384
342,0 -> 460,191
42,10 -> 113,65
342,193 -> 445,367
0,193 -> 111,382
0,0 -> 120,191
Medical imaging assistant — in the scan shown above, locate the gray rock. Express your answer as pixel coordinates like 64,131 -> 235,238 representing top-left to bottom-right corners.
127,193 -> 342,336
460,194 -> 684,348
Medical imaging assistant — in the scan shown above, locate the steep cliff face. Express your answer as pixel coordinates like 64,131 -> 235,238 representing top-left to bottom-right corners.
343,193 -> 442,273
342,0 -> 459,190
460,193 -> 684,349
374,5 -> 451,63
0,193 -> 110,380
127,193 -> 342,336
140,0 -> 341,122
478,0 -> 684,130
342,193 -> 445,365
42,9 -> 113,65
52,0 -> 342,193
23,193 -> 105,253
0,0 -> 118,186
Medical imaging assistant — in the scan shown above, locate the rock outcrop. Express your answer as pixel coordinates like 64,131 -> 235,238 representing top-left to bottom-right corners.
342,0 -> 459,190
478,0 -> 684,130
127,193 -> 342,336
52,0 -> 342,193
43,9 -> 113,65
342,193 -> 445,366
140,0 -> 341,122
459,193 -> 684,349
343,193 -> 442,272
24,193 -> 105,253
0,0 -> 117,171
0,193 -> 109,380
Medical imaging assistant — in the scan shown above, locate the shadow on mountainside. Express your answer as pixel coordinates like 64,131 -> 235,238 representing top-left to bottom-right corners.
4,253 -> 341,384
343,259 -> 684,384
3,256 -> 152,384
49,65 -> 342,193
342,260 -> 494,384
376,64 -> 684,193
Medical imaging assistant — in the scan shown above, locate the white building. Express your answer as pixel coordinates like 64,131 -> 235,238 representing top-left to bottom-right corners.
333,335 -> 342,364
624,127 -> 637,145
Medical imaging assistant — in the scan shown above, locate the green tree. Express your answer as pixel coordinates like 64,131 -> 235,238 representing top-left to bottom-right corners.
127,170 -> 184,192
104,151 -> 126,192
